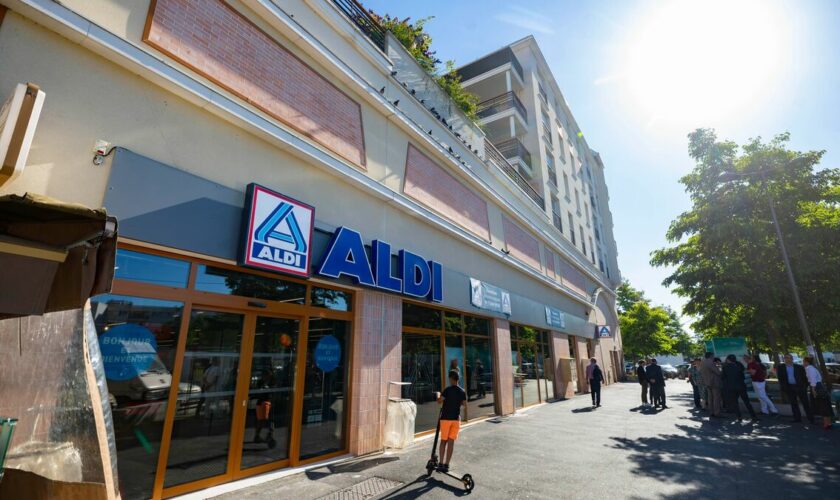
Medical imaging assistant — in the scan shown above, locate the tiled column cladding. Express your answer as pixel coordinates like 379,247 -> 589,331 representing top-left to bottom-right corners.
576,337 -> 589,393
493,319 -> 515,416
348,291 -> 402,456
551,332 -> 575,399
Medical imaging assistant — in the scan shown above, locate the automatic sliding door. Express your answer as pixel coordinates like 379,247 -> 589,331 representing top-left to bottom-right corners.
164,309 -> 244,488
239,317 -> 299,470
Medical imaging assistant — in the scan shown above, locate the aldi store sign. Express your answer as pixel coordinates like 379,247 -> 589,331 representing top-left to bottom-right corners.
317,227 -> 443,302
240,183 -> 315,277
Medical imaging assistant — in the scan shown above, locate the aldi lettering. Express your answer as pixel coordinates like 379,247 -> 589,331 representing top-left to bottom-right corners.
240,183 -> 314,277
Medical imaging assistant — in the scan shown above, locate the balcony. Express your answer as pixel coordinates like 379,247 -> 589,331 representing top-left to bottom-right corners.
332,0 -> 386,51
458,46 -> 524,84
484,138 -> 545,209
476,91 -> 528,124
494,137 -> 533,174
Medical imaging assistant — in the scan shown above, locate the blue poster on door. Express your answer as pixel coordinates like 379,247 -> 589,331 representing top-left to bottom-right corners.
314,335 -> 341,373
99,323 -> 158,381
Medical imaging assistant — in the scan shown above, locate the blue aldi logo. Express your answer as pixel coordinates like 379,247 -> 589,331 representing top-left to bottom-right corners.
240,184 -> 314,277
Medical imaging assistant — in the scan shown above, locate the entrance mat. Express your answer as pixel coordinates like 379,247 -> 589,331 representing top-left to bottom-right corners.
317,477 -> 403,500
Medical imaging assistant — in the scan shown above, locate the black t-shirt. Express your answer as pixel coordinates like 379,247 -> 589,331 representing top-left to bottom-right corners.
441,385 -> 466,420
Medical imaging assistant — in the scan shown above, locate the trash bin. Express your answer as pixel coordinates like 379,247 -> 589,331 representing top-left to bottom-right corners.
0,417 -> 17,481
383,382 -> 416,449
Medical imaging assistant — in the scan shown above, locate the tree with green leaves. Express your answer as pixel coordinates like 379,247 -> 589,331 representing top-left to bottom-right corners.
617,281 -> 697,360
652,129 -> 840,362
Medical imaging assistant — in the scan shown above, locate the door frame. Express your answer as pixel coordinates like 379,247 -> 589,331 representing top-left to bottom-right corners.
106,241 -> 354,500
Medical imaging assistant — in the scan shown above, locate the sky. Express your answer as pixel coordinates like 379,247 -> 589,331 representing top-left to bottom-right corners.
362,0 -> 840,330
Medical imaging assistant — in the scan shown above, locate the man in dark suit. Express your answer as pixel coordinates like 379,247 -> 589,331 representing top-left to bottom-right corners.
647,358 -> 667,409
776,354 -> 813,423
637,360 -> 650,407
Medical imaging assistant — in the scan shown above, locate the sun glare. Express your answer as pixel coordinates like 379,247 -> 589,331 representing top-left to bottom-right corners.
624,0 -> 791,127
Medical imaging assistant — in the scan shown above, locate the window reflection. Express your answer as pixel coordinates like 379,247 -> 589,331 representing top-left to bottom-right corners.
310,286 -> 352,311
299,318 -> 349,459
90,294 -> 184,500
402,333 -> 442,432
114,249 -> 190,288
165,310 -> 244,488
402,303 -> 441,330
465,337 -> 494,419
195,265 -> 306,304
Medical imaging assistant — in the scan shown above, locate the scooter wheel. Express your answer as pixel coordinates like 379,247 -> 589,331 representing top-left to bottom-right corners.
462,473 -> 474,492
425,459 -> 436,477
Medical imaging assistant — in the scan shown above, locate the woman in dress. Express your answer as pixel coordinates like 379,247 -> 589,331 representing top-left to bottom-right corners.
803,357 -> 833,430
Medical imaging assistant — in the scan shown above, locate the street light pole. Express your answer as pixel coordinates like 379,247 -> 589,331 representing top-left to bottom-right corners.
720,170 -> 818,363
764,189 -> 816,355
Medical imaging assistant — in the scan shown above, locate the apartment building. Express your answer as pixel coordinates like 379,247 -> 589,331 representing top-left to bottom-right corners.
458,37 -> 620,283
0,2 -> 622,498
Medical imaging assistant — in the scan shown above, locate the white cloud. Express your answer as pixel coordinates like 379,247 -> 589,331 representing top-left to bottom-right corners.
494,6 -> 555,35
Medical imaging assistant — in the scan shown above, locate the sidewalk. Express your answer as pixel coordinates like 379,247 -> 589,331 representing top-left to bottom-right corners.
201,382 -> 840,499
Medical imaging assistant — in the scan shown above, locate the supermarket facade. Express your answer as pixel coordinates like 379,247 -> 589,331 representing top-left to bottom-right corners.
0,1 -> 622,499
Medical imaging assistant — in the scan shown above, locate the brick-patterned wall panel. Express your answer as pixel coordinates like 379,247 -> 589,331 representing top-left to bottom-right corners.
403,145 -> 491,240
493,319 -> 514,416
501,217 -> 541,271
144,0 -> 366,166
349,291 -> 402,456
545,249 -> 556,279
557,257 -> 587,296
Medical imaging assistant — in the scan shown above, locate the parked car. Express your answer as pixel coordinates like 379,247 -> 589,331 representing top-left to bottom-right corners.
675,363 -> 691,379
624,362 -> 634,373
660,364 -> 679,379
825,363 -> 840,384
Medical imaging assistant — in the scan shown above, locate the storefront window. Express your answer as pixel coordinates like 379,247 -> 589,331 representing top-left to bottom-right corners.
240,317 -> 299,470
445,335 -> 465,384
465,336 -> 494,419
90,294 -> 184,500
444,312 -> 464,333
114,249 -> 190,287
464,315 -> 490,336
403,302 -> 442,330
310,286 -> 352,311
511,325 -> 555,406
402,333 -> 442,432
195,265 -> 306,304
165,310 -> 245,488
299,318 -> 349,459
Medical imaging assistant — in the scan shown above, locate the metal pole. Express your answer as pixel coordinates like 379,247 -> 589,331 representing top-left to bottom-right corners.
765,193 -> 816,354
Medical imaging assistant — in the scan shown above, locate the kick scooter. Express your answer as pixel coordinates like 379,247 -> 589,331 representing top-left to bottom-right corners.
425,408 -> 475,493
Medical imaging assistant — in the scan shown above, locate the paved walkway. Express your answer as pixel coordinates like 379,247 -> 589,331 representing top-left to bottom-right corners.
212,382 -> 840,499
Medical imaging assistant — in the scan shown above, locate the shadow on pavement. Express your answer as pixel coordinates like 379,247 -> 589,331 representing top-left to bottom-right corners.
378,474 -> 469,499
608,417 -> 840,498
571,407 -> 596,413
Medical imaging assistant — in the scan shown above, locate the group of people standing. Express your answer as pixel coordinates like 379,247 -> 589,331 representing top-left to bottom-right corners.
684,352 -> 834,429
635,358 -> 668,409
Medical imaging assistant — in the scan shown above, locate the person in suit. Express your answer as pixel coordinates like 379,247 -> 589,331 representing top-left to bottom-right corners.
587,358 -> 604,407
637,360 -> 650,407
647,358 -> 667,409
699,352 -> 723,418
777,354 -> 813,423
721,354 -> 758,422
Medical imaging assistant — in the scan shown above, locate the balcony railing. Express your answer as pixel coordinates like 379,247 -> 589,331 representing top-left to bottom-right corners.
332,0 -> 386,51
494,137 -> 532,168
476,92 -> 527,122
484,138 -> 545,209
457,46 -> 524,83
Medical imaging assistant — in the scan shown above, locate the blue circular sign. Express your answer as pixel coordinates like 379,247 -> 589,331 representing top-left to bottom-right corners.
99,324 -> 158,381
314,335 -> 341,373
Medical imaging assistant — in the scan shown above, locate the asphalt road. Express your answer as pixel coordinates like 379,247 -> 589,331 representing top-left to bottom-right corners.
213,381 -> 840,499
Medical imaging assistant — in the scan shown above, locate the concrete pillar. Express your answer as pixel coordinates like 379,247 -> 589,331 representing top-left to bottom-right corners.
348,291 -> 402,456
493,319 -> 514,416
576,337 -> 589,392
552,332 -> 575,399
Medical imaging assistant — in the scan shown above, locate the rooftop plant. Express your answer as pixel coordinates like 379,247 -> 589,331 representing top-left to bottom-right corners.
368,12 -> 479,121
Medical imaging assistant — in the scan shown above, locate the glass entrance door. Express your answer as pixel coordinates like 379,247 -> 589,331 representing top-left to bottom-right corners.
238,316 -> 299,472
164,309 -> 245,489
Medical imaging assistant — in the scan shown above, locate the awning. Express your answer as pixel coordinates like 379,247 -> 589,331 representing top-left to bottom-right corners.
0,193 -> 117,319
